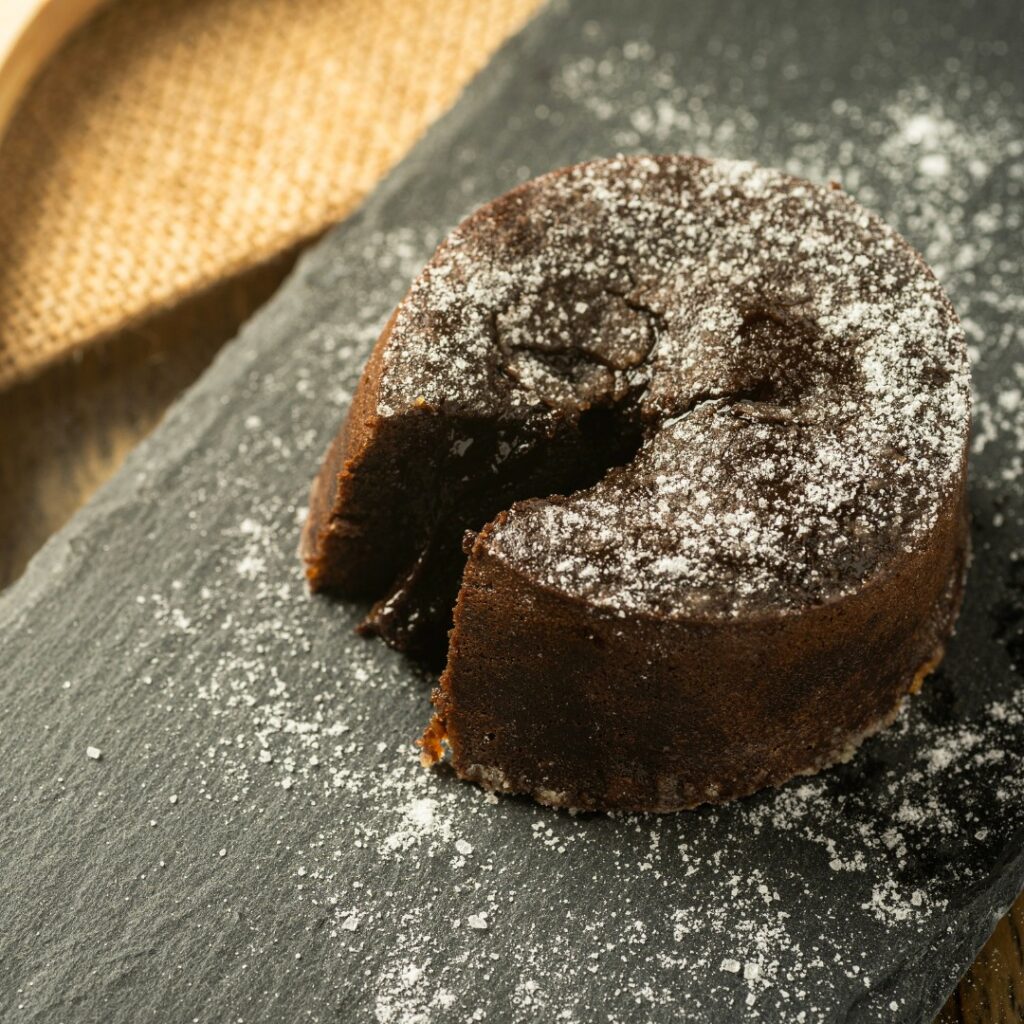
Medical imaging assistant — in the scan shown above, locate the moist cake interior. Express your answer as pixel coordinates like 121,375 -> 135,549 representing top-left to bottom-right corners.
356,382 -> 646,667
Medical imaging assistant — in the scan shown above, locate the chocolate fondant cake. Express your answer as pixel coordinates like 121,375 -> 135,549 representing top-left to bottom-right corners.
302,155 -> 970,812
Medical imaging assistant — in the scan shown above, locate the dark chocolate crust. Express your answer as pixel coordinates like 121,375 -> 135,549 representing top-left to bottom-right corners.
302,155 -> 971,811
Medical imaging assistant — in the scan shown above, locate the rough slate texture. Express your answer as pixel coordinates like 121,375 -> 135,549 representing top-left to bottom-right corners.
2,1 -> 1023,1021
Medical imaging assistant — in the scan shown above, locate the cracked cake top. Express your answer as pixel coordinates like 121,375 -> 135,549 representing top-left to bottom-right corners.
373,155 -> 970,617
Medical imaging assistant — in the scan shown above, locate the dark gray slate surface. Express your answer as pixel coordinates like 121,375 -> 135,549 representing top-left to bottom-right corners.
2,1 -> 1023,1021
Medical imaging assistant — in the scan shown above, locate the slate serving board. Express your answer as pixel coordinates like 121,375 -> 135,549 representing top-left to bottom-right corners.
2,1 -> 1023,1021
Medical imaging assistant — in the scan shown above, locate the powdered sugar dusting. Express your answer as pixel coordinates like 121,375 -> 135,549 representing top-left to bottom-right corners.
375,154 -> 968,616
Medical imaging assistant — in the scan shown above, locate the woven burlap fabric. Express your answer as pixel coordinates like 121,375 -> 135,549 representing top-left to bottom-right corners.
0,0 -> 542,390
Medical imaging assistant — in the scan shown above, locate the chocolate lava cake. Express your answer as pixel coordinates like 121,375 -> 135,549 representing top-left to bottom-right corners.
302,155 -> 970,812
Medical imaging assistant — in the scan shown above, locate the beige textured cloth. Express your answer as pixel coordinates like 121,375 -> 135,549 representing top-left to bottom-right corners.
0,0 -> 542,389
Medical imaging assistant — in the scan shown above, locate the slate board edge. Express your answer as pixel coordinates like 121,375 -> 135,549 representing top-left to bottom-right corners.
864,856 -> 1024,1023
1,1 -> 1020,1020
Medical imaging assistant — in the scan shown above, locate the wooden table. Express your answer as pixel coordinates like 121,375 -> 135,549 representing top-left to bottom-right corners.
0,255 -> 1021,1024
